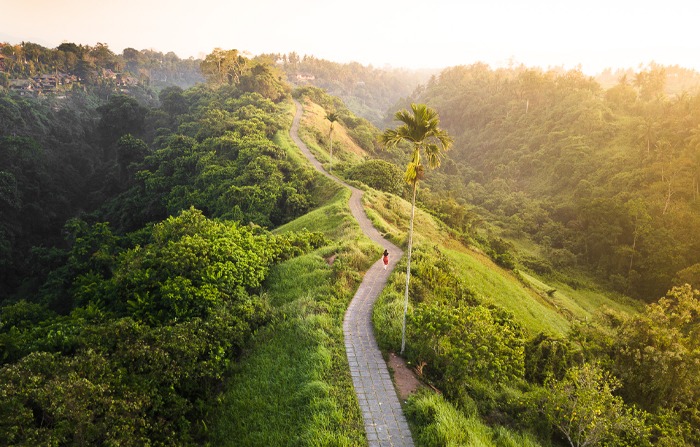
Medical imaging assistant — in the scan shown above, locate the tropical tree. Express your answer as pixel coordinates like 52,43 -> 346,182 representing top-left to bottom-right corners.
540,363 -> 649,447
200,48 -> 248,85
381,103 -> 452,354
326,112 -> 339,172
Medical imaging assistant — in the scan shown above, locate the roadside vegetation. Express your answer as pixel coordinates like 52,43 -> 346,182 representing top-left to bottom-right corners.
211,188 -> 376,446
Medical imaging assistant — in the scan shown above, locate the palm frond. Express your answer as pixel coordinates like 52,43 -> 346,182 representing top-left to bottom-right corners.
424,143 -> 443,169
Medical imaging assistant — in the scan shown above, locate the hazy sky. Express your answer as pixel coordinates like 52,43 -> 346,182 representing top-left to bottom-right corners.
2,0 -> 698,74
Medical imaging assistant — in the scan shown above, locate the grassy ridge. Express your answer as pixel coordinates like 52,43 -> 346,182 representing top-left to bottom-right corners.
296,98 -> 368,170
210,187 -> 379,445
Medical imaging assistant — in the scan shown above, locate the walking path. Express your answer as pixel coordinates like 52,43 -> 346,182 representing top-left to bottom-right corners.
290,99 -> 414,446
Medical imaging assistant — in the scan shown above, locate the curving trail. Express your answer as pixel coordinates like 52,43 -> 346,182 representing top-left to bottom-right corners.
290,100 -> 414,446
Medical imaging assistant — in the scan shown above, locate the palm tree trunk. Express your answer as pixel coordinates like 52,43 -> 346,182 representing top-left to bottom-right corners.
400,180 -> 418,354
329,128 -> 333,173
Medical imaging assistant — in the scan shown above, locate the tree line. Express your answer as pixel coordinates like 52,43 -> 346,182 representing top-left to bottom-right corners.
0,41 -> 203,90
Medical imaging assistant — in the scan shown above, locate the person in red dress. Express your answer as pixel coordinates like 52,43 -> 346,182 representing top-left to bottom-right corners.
382,249 -> 389,270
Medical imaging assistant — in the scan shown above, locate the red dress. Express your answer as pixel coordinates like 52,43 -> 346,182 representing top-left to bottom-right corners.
383,255 -> 389,266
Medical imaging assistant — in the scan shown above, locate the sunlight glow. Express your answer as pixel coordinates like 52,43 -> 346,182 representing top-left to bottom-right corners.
2,0 -> 699,74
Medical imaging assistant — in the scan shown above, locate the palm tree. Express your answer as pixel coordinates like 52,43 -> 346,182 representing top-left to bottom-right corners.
326,112 -> 339,172
382,103 -> 453,354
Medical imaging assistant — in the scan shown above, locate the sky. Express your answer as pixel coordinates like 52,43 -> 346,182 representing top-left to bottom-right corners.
2,0 -> 699,75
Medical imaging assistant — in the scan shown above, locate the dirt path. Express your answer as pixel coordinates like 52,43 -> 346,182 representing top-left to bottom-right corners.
290,99 -> 419,446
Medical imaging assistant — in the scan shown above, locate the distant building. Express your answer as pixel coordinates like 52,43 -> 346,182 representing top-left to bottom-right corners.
35,74 -> 58,91
9,79 -> 36,96
296,73 -> 315,81
29,73 -> 78,92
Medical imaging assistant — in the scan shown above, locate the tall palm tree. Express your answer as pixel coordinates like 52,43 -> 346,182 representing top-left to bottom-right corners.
381,103 -> 452,354
326,112 -> 339,172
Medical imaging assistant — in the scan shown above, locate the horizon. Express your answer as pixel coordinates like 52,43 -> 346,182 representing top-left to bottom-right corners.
3,0 -> 700,76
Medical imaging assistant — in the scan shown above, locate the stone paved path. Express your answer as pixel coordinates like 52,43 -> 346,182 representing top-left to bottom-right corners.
291,100 -> 414,446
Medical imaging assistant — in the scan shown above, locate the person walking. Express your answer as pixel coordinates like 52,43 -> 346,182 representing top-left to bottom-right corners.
382,249 -> 389,270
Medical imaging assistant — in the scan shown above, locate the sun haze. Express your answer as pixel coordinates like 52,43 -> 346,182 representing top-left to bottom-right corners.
2,0 -> 699,73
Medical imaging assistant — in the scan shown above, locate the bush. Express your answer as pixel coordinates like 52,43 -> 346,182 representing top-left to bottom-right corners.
409,302 -> 526,388
346,159 -> 405,195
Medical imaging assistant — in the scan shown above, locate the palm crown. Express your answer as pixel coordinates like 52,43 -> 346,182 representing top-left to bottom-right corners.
381,103 -> 453,184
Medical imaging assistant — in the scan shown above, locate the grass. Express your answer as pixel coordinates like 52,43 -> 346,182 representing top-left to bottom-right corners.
296,97 -> 367,172
210,295 -> 362,446
274,188 -> 353,239
517,271 -> 641,319
405,390 -> 547,447
210,173 -> 378,446
444,248 -> 570,335
361,187 -> 638,337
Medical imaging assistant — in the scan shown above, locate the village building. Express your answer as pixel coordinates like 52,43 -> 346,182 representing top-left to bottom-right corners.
9,79 -> 36,96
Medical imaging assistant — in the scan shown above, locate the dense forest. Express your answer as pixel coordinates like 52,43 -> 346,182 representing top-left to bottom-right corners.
398,63 -> 700,301
1,40 -> 699,446
0,44 -> 330,444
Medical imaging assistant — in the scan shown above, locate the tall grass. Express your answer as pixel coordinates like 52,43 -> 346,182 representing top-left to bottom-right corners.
405,390 -> 546,447
209,187 -> 377,446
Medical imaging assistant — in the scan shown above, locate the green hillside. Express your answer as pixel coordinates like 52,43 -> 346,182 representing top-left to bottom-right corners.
400,64 -> 700,302
1,42 -> 698,446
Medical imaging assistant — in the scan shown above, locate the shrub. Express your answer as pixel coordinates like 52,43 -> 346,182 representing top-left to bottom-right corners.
409,302 -> 525,388
346,159 -> 404,195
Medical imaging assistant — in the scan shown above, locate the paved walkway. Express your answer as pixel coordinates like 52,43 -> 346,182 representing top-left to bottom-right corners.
291,100 -> 414,446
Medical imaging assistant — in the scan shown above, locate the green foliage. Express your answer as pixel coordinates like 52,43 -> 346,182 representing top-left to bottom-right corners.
0,207 -> 325,444
486,236 -> 517,270
97,94 -> 148,146
282,54 -> 435,126
382,103 -> 453,186
239,61 -> 291,102
107,91 -> 312,231
405,390 -> 545,447
210,191 -> 367,446
1,41 -> 202,89
524,333 -> 582,385
410,302 -> 525,388
159,85 -> 189,117
346,159 -> 405,194
0,57 -> 340,445
91,208 -> 277,324
612,284 -> 700,413
200,48 -> 247,85
538,363 -> 650,447
293,85 -> 382,153
0,301 -> 269,446
563,285 -> 700,445
403,63 -> 700,301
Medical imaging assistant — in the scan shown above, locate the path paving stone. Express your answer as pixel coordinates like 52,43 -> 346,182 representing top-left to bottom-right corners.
291,100 -> 414,446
